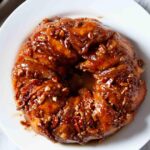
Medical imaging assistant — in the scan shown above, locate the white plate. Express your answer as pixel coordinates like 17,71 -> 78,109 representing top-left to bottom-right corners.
0,0 -> 150,149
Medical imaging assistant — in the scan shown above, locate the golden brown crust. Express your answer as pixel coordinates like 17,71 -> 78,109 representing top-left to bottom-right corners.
12,17 -> 146,144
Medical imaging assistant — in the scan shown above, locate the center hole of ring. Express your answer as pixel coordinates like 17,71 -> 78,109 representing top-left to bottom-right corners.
66,69 -> 95,96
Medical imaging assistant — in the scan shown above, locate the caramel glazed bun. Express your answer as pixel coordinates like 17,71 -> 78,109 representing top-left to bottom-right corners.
12,17 -> 146,144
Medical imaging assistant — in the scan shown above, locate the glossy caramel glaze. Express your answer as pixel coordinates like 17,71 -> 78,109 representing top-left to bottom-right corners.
12,17 -> 146,144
